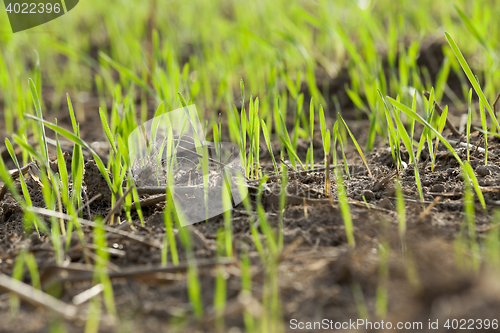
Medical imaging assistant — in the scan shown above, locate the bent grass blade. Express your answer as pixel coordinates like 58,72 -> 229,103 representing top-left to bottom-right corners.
338,114 -> 373,178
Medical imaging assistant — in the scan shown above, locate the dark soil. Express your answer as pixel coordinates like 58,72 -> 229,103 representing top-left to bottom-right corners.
2,43 -> 500,332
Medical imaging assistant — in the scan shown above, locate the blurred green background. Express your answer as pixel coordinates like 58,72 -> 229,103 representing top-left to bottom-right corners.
0,0 -> 497,135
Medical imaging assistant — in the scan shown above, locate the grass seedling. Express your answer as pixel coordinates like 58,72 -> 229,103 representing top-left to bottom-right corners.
309,98 -> 314,169
334,166 -> 355,248
5,139 -> 38,235
375,242 -> 389,318
162,197 -> 179,266
85,289 -> 102,333
395,178 -> 406,241
291,93 -> 304,151
162,134 -> 179,265
319,105 -> 328,168
485,211 -> 500,268
55,129 -> 68,235
464,161 -> 486,211
324,130 -> 331,196
479,100 -> 488,164
214,229 -> 227,331
391,106 -> 424,203
454,5 -> 497,60
39,170 -> 64,264
278,167 -> 288,251
99,52 -> 156,99
463,172 -> 480,271
261,255 -> 283,333
423,89 -> 435,163
10,250 -> 41,316
261,120 -> 278,174
175,214 -> 204,319
431,105 -> 448,171
333,120 -> 350,180
66,95 -> 86,214
467,89 -> 473,161
92,217 -> 117,319
251,97 -> 261,178
454,221 -> 469,272
435,56 -> 451,102
240,245 -> 255,332
256,176 -> 278,255
278,103 -> 304,171
351,283 -> 369,320
379,90 -> 402,170
28,78 -> 49,167
222,176 -> 233,258
404,249 -> 420,289
338,114 -> 373,178
234,170 -> 264,261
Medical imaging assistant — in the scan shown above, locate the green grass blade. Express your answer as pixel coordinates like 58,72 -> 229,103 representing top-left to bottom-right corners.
335,168 -> 355,247
338,114 -> 373,178
99,107 -> 117,155
28,79 -> 49,166
279,136 -> 305,170
261,120 -> 278,174
463,162 -> 486,210
99,52 -> 156,98
454,5 -> 496,58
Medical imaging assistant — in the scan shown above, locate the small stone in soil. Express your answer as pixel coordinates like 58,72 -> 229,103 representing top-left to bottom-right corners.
475,165 -> 491,177
378,197 -> 393,210
430,184 -> 445,193
361,190 -> 374,201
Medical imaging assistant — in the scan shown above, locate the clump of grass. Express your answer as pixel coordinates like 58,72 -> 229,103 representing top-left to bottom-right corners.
387,97 -> 486,210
